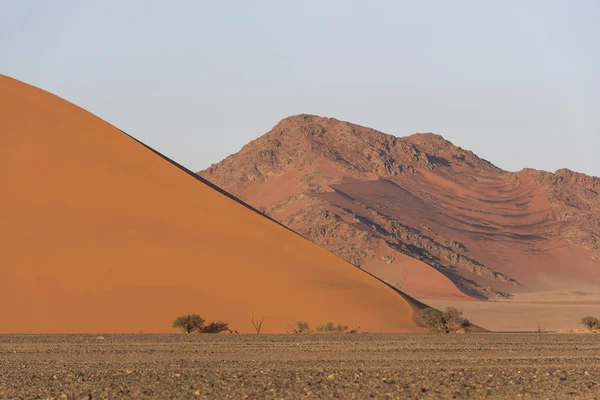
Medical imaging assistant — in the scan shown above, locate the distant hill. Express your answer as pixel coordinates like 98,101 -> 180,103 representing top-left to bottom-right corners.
201,114 -> 600,301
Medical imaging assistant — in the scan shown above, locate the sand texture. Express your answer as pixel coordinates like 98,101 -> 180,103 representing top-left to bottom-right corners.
0,75 -> 423,333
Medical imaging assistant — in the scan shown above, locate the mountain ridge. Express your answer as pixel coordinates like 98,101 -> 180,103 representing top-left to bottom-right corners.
200,114 -> 600,301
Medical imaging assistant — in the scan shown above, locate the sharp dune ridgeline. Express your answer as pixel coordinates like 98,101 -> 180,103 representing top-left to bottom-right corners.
0,75 -> 425,333
200,114 -> 600,326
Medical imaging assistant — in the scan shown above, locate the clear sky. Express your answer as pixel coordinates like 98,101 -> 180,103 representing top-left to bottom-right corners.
2,1 -> 599,176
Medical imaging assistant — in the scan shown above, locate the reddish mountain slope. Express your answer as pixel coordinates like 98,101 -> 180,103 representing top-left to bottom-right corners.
0,76 -> 424,333
200,115 -> 600,302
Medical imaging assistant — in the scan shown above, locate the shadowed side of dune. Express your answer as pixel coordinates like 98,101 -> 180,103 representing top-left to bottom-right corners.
0,74 -> 425,333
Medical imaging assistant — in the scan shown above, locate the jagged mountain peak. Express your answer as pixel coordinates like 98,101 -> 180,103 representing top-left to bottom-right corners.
205,114 -> 500,190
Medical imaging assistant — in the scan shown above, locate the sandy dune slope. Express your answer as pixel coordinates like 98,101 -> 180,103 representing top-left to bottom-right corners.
0,75 -> 424,333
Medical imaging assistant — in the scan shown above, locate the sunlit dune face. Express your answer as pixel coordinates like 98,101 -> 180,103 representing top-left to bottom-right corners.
0,75 -> 423,333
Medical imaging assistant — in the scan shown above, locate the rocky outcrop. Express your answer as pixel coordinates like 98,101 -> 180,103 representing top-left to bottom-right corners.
200,114 -> 600,300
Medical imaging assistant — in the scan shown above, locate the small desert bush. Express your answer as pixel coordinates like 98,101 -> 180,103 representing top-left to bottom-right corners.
172,314 -> 229,333
173,314 -> 205,333
317,321 -> 349,333
419,307 -> 470,333
201,321 -> 230,333
419,308 -> 447,333
580,316 -> 600,332
292,321 -> 311,334
443,307 -> 470,331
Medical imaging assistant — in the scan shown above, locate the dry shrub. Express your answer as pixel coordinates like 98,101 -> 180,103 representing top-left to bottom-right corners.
419,308 -> 447,333
419,307 -> 470,333
201,321 -> 229,333
172,314 -> 205,333
172,314 -> 229,333
580,316 -> 600,331
292,321 -> 311,334
317,322 -> 348,333
444,307 -> 470,332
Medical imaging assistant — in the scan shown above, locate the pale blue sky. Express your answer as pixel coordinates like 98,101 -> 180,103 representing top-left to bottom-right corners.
2,1 -> 599,176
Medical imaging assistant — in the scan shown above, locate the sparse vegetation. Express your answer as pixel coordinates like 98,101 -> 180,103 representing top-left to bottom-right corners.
317,322 -> 349,333
172,314 -> 229,333
202,321 -> 230,333
419,307 -> 470,333
580,316 -> 600,331
443,307 -> 470,331
251,313 -> 265,334
419,308 -> 447,333
292,321 -> 311,334
172,314 -> 205,333
536,324 -> 546,334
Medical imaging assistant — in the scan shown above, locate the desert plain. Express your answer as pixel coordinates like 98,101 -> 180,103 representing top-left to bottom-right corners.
1,333 -> 600,399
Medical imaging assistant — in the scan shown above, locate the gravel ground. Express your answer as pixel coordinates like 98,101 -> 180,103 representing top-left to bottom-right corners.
0,333 -> 599,399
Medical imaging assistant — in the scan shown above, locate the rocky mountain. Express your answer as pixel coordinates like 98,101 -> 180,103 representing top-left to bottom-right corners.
200,115 -> 600,301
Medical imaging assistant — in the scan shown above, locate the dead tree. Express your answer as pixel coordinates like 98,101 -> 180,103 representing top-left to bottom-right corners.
251,313 -> 265,334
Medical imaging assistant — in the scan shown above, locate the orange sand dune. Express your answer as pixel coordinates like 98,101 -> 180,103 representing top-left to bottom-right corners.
0,75 -> 424,333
